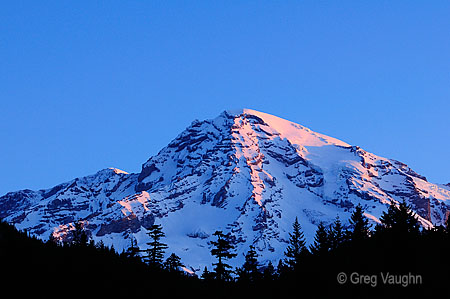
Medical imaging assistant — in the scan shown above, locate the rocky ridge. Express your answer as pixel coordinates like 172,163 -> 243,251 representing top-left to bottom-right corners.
1,109 -> 449,273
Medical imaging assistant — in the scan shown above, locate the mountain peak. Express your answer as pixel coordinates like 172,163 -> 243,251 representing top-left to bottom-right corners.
108,168 -> 129,175
1,109 -> 449,274
221,108 -> 350,148
224,108 -> 266,117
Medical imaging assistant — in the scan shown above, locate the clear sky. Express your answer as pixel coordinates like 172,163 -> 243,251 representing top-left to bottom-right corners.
1,1 -> 449,195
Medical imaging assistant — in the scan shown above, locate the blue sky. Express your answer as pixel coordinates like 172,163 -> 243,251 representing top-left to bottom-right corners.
1,1 -> 449,195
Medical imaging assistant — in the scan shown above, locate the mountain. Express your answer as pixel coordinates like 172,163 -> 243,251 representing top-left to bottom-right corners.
1,109 -> 449,273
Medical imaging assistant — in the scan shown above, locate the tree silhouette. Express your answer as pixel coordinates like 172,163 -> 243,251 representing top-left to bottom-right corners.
376,200 -> 420,236
329,216 -> 345,250
71,221 -> 89,247
123,234 -> 140,260
210,230 -> 236,282
236,245 -> 260,283
143,224 -> 168,267
164,252 -> 184,273
284,217 -> 307,269
310,222 -> 331,256
347,204 -> 371,243
201,266 -> 213,281
262,261 -> 276,281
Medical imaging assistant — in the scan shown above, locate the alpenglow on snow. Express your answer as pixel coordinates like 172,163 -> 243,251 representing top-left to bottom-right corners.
1,109 -> 449,273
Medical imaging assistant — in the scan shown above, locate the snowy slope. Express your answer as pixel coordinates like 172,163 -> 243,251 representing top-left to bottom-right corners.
1,109 -> 449,273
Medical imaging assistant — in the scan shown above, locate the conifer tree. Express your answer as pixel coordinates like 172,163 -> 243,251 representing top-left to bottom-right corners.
236,245 -> 260,283
164,252 -> 184,273
143,224 -> 168,267
348,204 -> 371,243
329,216 -> 345,250
263,261 -> 276,281
377,200 -> 420,236
109,244 -> 116,255
210,230 -> 237,282
48,232 -> 59,246
284,217 -> 307,269
276,259 -> 289,278
124,235 -> 140,260
310,222 -> 331,255
96,239 -> 106,250
201,266 -> 213,281
71,221 -> 89,247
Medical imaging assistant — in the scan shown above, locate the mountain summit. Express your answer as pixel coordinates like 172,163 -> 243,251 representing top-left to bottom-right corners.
1,109 -> 449,272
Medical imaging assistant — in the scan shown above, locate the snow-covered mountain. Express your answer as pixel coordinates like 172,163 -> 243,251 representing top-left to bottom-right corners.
1,109 -> 449,273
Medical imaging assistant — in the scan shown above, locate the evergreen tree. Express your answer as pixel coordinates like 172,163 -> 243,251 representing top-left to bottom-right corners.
96,239 -> 106,250
210,230 -> 237,282
377,200 -> 420,236
201,266 -> 213,281
262,261 -> 276,281
236,245 -> 260,283
310,222 -> 331,255
164,252 -> 184,273
348,204 -> 371,243
109,244 -> 116,255
48,232 -> 59,246
284,217 -> 307,269
71,221 -> 89,247
124,234 -> 140,260
276,259 -> 289,278
143,224 -> 168,267
329,216 -> 345,250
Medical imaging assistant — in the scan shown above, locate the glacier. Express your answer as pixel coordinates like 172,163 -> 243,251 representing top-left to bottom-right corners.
1,108 -> 449,274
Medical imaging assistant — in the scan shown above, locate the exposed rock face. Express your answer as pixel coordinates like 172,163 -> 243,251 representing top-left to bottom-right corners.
0,189 -> 38,218
96,213 -> 154,237
1,109 -> 449,273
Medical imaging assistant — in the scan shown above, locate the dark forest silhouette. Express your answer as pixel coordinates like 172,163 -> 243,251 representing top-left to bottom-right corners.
1,200 -> 449,297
